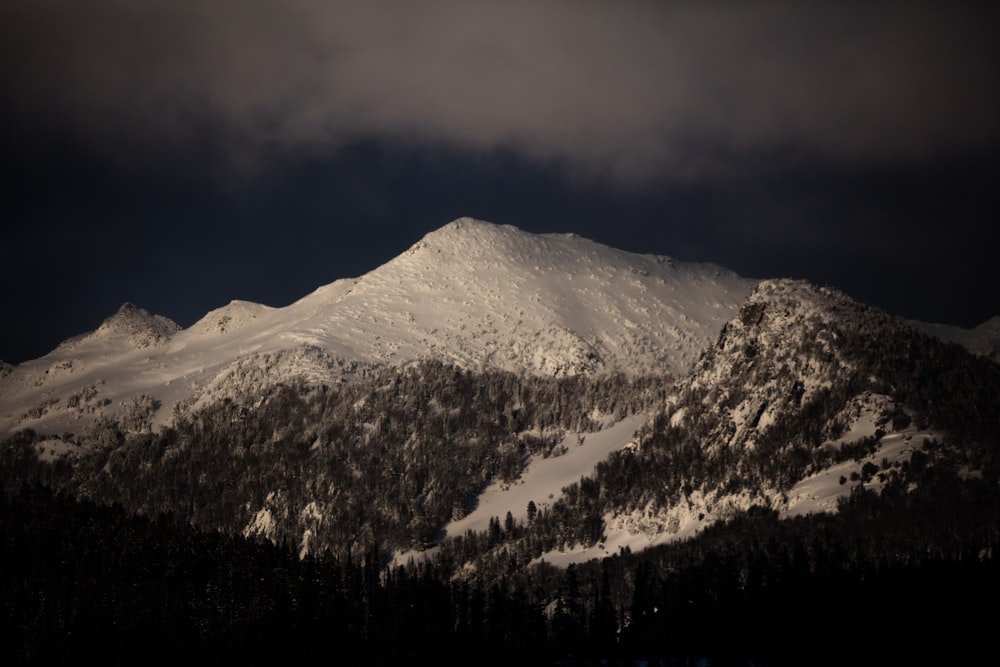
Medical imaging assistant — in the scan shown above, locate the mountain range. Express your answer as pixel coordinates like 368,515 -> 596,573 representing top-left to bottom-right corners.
3,218 -> 999,664
2,219 -> 998,553
4,218 -> 995,441
0,218 -> 759,439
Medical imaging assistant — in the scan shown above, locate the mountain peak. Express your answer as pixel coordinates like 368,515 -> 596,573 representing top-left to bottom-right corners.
328,218 -> 757,377
407,218 -> 533,258
93,302 -> 181,349
190,300 -> 273,336
439,216 -> 499,232
409,218 -> 659,272
725,279 -> 868,337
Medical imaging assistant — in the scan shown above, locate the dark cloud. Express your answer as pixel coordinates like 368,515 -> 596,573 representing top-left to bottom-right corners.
2,1 -> 996,184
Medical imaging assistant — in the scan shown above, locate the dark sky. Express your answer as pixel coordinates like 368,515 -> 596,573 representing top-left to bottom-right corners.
2,1 -> 998,364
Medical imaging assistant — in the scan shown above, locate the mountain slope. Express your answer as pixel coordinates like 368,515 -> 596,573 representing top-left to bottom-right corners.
2,250 -> 999,580
0,218 -> 755,438
284,218 -> 754,377
913,315 -> 1000,362
510,279 -> 1000,565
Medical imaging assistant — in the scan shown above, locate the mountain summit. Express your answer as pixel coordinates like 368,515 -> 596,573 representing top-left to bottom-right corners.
0,218 -> 755,437
87,303 -> 180,349
285,217 -> 756,376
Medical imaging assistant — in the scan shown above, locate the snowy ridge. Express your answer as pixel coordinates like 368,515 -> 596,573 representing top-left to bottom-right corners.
0,218 -> 756,437
912,315 -> 1000,362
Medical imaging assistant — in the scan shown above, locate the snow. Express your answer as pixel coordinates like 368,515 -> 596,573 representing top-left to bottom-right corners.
189,300 -> 274,336
534,489 -> 752,568
392,413 -> 648,567
277,217 -> 753,377
243,508 -> 276,540
445,413 -> 649,536
536,391 -> 939,568
33,438 -> 88,462
0,218 -> 755,438
783,402 -> 939,518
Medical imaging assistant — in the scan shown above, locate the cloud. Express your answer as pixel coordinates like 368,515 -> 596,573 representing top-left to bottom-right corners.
2,1 -> 997,184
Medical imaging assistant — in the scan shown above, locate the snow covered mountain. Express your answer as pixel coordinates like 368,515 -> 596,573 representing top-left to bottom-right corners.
2,219 -> 999,575
0,218 -> 755,438
526,278 -> 1000,565
4,222 -> 998,665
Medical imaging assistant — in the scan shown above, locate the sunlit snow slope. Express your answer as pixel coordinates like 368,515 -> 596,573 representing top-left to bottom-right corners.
0,218 -> 756,437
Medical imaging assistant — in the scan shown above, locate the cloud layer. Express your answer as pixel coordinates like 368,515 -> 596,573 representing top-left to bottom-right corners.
3,1 -> 997,183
